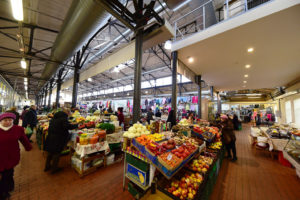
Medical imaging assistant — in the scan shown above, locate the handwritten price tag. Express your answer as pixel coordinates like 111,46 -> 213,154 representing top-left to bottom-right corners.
167,153 -> 173,161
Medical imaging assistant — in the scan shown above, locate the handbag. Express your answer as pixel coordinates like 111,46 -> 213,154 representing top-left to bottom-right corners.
25,126 -> 33,135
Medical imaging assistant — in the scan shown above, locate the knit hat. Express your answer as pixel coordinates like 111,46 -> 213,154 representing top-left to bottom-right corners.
0,112 -> 16,121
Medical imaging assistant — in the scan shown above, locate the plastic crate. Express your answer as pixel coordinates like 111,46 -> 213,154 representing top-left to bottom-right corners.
126,153 -> 149,172
109,143 -> 121,151
278,151 -> 292,167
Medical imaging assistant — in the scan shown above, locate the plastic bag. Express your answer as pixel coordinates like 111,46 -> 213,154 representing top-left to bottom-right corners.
25,126 -> 33,135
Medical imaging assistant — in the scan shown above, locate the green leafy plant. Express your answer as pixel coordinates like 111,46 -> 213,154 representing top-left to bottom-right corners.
99,123 -> 115,134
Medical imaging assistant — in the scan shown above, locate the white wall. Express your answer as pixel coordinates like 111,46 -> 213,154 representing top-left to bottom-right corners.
277,93 -> 300,127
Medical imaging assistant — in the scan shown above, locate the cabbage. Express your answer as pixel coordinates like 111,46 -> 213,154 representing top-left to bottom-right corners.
136,128 -> 142,133
128,127 -> 136,133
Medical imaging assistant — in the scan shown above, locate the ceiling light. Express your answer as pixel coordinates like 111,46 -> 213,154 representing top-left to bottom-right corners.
145,91 -> 148,94
24,82 -> 28,85
244,74 -> 248,78
114,94 -> 116,97
127,93 -> 129,96
247,47 -> 254,53
88,78 -> 93,82
10,0 -> 23,21
245,64 -> 251,69
243,81 -> 247,83
164,40 -> 172,50
188,57 -> 194,63
24,78 -> 27,81
20,58 -> 26,69
113,67 -> 120,73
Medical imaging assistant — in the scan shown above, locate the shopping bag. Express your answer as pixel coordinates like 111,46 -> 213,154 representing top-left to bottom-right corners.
25,126 -> 33,135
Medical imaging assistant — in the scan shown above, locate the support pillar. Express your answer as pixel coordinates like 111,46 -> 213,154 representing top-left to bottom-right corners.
217,91 -> 221,114
132,28 -> 144,123
171,51 -> 178,120
196,75 -> 202,119
56,79 -> 62,109
72,66 -> 80,108
48,79 -> 53,109
210,86 -> 214,100
43,88 -> 47,107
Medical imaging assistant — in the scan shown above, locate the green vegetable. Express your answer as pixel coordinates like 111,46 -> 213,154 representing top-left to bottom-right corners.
99,123 -> 115,134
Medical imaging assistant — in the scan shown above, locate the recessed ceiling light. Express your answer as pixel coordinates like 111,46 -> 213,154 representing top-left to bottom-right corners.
164,40 -> 172,50
247,47 -> 254,53
188,57 -> 194,63
243,81 -> 247,83
244,74 -> 248,78
88,78 -> 93,82
245,64 -> 251,69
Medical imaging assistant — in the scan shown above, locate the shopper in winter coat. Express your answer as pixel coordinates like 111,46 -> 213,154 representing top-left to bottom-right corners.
167,110 -> 177,128
44,109 -> 78,173
232,114 -> 239,130
147,108 -> 154,124
117,107 -> 125,126
7,107 -> 20,125
221,115 -> 237,161
22,105 -> 38,141
20,106 -> 29,120
155,110 -> 162,118
0,112 -> 32,200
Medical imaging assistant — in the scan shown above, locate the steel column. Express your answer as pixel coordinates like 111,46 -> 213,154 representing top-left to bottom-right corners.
48,80 -> 53,108
43,88 -> 47,107
210,86 -> 214,100
196,75 -> 202,119
217,91 -> 221,114
72,66 -> 80,108
132,28 -> 143,123
56,79 -> 62,108
171,51 -> 178,120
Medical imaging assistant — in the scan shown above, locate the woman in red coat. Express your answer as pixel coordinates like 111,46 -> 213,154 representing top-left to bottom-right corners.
0,112 -> 32,200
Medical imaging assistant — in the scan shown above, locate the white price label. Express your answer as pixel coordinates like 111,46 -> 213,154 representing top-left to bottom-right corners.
167,154 -> 173,161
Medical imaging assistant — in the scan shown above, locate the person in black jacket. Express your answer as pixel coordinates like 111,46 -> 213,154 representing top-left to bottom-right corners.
22,105 -> 38,141
44,109 -> 78,173
167,110 -> 176,128
221,115 -> 237,161
232,114 -> 239,130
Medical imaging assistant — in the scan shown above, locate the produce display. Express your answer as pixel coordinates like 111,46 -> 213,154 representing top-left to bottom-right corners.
171,143 -> 197,160
193,125 -> 221,141
162,139 -> 176,150
187,155 -> 213,174
123,123 -> 150,138
165,172 -> 203,199
207,141 -> 222,150
77,129 -> 106,145
179,119 -> 191,126
146,141 -> 167,156
173,136 -> 198,146
147,133 -> 164,142
96,123 -> 115,134
158,152 -> 183,170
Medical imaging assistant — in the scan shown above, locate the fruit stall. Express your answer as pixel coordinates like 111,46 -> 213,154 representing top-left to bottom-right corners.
36,110 -> 125,177
122,122 -> 224,200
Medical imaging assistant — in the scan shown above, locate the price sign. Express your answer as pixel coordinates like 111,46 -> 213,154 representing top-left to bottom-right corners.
167,153 -> 172,161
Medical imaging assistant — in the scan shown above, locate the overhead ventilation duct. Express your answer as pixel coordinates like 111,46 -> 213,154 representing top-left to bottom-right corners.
41,0 -> 112,80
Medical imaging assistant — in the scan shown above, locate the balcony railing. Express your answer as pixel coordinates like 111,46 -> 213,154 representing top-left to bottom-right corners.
173,0 -> 272,41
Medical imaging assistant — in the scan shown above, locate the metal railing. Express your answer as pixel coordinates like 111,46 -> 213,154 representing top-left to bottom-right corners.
173,0 -> 271,41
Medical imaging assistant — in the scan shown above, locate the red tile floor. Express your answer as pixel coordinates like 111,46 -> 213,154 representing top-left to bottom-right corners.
10,124 -> 300,200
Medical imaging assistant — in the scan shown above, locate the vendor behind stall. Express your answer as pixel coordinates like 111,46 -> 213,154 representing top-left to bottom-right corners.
44,108 -> 78,174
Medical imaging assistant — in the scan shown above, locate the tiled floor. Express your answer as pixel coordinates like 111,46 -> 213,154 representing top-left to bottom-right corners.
10,124 -> 300,200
